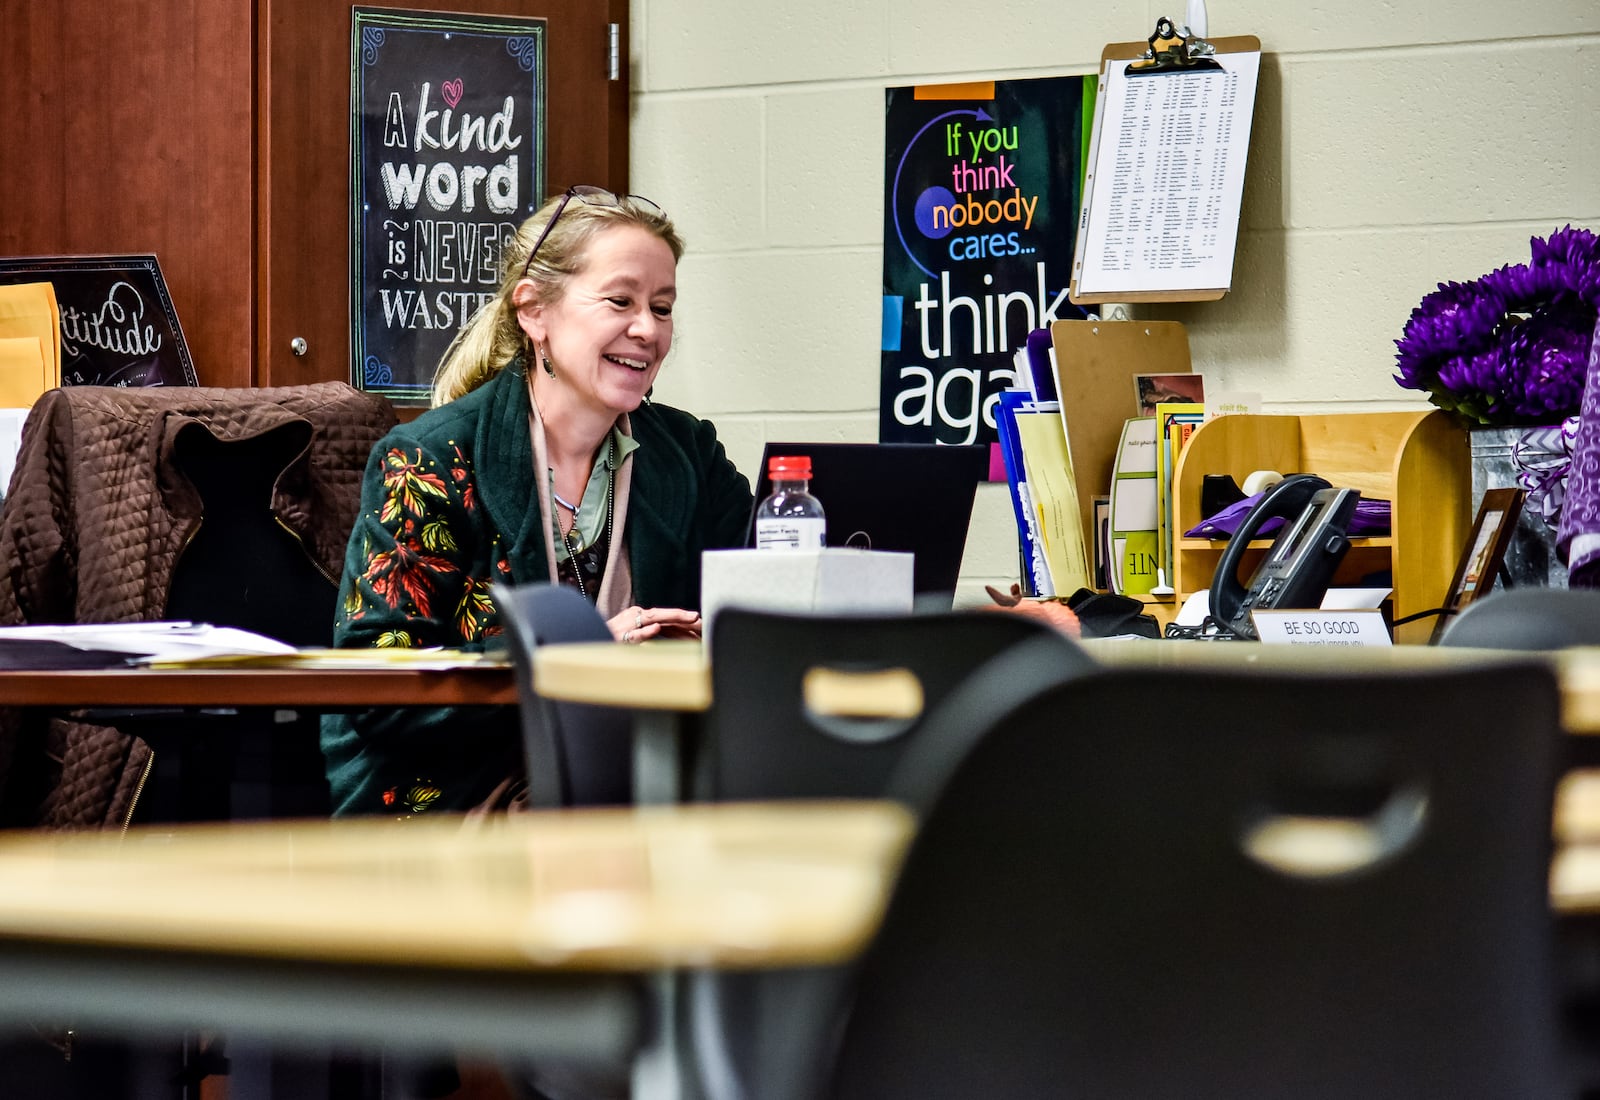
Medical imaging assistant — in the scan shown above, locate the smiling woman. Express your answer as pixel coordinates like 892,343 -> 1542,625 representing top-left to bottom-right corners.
321,187 -> 754,818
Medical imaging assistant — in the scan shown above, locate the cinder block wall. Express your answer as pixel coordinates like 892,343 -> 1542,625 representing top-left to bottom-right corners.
629,1 -> 1600,605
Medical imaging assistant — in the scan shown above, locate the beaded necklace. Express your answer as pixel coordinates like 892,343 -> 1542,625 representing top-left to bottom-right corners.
557,435 -> 615,604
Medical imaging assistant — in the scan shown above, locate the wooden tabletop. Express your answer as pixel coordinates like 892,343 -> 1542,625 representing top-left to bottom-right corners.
0,802 -> 914,972
534,638 -> 1600,736
0,798 -> 1598,981
0,663 -> 517,708
535,639 -> 711,711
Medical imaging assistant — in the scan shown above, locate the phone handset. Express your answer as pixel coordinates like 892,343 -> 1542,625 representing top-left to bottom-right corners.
1210,474 -> 1362,639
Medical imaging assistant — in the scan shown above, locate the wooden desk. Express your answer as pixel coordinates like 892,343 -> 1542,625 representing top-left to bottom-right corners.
0,803 -> 912,1089
533,638 -> 1600,738
0,663 -> 516,709
532,638 -> 1600,911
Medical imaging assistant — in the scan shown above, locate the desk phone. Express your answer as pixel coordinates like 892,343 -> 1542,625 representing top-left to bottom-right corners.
1210,474 -> 1361,640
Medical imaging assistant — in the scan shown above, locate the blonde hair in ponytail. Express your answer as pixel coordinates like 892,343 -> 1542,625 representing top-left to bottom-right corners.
430,189 -> 684,407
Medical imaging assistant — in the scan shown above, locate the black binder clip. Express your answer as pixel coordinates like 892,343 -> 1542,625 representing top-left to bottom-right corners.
1128,16 -> 1223,76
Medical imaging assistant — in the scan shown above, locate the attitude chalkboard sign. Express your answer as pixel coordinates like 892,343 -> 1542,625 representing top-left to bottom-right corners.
350,7 -> 547,405
0,254 -> 197,388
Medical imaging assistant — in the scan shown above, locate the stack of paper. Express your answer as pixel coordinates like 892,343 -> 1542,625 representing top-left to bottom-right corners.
995,389 -> 1091,598
0,622 -> 295,662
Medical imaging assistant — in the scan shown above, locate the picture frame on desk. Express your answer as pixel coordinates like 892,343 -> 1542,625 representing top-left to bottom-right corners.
1431,488 -> 1525,644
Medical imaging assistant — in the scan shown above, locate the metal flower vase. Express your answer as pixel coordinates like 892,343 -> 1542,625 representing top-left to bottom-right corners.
1468,424 -> 1569,589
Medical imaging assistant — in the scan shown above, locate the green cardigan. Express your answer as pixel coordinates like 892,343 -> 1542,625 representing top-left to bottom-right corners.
321,363 -> 753,816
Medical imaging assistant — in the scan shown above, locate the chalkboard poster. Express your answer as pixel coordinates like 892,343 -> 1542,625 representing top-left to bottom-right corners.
350,7 -> 546,405
0,254 -> 198,388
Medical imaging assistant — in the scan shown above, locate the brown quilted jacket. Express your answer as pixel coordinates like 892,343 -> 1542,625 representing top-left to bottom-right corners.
0,383 -> 396,830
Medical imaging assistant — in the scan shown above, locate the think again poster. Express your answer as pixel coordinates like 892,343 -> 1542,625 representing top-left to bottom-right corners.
881,77 -> 1094,445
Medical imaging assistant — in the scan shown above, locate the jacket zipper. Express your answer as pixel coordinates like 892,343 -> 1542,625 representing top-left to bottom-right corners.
121,748 -> 155,831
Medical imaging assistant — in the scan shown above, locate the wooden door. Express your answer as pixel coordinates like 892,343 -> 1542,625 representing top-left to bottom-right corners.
0,0 -> 628,391
258,0 -> 631,392
0,0 -> 257,387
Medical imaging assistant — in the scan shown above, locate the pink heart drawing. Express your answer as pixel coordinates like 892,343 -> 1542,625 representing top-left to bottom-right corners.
440,78 -> 464,109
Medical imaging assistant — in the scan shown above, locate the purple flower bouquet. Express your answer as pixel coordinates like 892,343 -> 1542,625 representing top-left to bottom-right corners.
1394,226 -> 1600,427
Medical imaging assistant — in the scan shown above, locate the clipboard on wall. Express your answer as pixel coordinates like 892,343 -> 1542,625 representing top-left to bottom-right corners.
1068,25 -> 1262,304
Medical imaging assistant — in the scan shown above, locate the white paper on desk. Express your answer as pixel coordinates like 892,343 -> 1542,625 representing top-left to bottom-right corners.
0,622 -> 297,659
1319,587 -> 1392,611
1175,587 -> 1392,626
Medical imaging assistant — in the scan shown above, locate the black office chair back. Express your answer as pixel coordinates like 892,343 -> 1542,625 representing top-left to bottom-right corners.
696,606 -> 1094,801
1439,586 -> 1600,650
149,421 -> 340,821
495,582 -> 631,807
824,658 -> 1566,1100
691,609 -> 1093,1100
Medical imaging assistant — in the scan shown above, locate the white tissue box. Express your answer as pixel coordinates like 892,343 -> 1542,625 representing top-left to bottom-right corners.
701,548 -> 915,635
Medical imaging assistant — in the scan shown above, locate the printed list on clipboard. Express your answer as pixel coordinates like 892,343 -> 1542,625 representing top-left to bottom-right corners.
1070,44 -> 1261,301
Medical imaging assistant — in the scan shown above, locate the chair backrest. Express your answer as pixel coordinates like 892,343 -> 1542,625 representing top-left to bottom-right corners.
690,609 -> 1093,1100
696,606 -> 1094,801
1439,586 -> 1600,649
495,582 -> 631,807
165,420 -> 335,645
824,657 -> 1567,1100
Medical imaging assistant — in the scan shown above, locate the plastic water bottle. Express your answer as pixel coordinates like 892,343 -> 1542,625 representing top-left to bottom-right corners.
754,455 -> 826,550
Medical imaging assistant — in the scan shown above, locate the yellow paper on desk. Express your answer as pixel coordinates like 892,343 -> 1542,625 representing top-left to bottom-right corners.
1014,411 -> 1090,594
0,282 -> 60,399
0,337 -> 51,406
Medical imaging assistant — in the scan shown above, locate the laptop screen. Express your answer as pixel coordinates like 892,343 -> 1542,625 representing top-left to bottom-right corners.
748,442 -> 989,603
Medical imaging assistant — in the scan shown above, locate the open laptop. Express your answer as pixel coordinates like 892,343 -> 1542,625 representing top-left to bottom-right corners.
748,442 -> 990,607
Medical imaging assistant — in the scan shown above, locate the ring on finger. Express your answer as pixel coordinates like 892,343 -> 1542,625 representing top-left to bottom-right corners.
635,610 -> 644,629
623,630 -> 633,643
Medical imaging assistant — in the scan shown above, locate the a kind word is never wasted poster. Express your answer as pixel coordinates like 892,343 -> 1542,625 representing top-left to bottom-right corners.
881,77 -> 1093,444
351,8 -> 546,404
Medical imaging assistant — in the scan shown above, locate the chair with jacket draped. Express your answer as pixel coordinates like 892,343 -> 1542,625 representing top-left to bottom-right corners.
0,382 -> 396,1098
0,381 -> 395,829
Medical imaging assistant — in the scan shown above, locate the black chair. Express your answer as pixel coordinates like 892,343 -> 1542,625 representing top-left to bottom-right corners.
695,606 -> 1094,801
495,581 -> 632,807
145,420 -> 341,823
818,653 -> 1569,1100
690,607 -> 1095,1100
1439,587 -> 1600,650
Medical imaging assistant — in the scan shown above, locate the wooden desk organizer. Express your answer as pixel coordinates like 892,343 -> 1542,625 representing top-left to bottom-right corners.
1170,411 -> 1470,644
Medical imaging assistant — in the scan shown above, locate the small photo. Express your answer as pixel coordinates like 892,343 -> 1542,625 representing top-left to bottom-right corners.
1135,372 -> 1205,417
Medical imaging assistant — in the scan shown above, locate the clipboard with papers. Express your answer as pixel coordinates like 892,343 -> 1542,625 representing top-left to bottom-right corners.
1069,22 -> 1262,303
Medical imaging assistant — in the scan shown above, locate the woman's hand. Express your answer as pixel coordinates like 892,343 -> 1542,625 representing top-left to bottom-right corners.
608,605 -> 702,644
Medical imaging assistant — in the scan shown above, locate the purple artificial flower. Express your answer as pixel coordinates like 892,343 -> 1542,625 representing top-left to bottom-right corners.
1500,298 -> 1594,419
1394,225 -> 1600,426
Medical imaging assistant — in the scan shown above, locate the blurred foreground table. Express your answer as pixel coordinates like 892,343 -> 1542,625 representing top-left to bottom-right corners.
0,802 -> 912,1097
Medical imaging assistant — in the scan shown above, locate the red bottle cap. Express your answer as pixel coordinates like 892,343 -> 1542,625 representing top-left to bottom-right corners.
767,455 -> 812,481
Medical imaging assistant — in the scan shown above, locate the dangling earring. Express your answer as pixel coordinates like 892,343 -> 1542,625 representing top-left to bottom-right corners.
534,344 -> 554,377
642,386 -> 653,406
